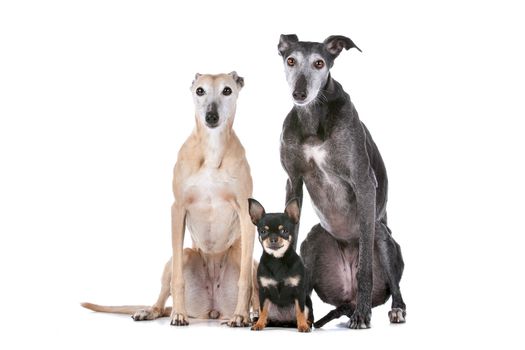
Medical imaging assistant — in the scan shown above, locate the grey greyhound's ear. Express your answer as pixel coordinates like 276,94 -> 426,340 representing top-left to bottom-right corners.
248,198 -> 266,225
229,71 -> 244,89
284,198 -> 300,225
278,34 -> 299,56
323,35 -> 362,58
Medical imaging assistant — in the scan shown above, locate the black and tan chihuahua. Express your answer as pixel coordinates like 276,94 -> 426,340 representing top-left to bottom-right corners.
248,198 -> 313,332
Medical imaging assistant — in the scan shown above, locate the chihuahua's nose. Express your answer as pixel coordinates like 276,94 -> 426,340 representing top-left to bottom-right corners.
269,236 -> 279,244
292,90 -> 307,101
205,112 -> 219,126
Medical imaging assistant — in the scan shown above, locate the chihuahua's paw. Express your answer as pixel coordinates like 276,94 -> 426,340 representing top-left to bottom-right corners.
251,321 -> 266,331
227,314 -> 251,327
388,308 -> 406,323
297,324 -> 311,333
131,307 -> 161,321
170,311 -> 189,326
348,309 -> 371,329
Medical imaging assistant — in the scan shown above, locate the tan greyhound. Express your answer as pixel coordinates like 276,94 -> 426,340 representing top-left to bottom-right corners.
82,72 -> 257,327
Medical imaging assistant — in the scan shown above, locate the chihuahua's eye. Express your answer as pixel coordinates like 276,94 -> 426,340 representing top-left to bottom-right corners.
196,87 -> 205,96
314,60 -> 325,69
280,228 -> 288,234
287,57 -> 296,67
222,87 -> 232,96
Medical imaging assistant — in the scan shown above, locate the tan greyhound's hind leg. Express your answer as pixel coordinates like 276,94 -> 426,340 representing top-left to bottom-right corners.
132,259 -> 172,321
182,248 -> 214,319
134,249 -> 216,321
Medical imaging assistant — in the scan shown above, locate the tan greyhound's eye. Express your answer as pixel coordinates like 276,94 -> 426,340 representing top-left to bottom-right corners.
287,57 -> 296,67
196,87 -> 205,96
222,87 -> 232,96
314,60 -> 325,69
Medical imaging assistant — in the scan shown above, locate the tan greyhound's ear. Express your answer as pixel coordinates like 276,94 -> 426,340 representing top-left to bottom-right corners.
229,71 -> 244,89
248,198 -> 265,225
190,73 -> 202,89
284,198 -> 300,224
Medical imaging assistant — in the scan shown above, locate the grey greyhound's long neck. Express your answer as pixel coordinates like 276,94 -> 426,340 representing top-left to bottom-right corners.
294,76 -> 348,139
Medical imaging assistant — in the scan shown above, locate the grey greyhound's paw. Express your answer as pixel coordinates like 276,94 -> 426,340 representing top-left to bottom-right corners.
388,308 -> 406,323
348,309 -> 371,329
131,307 -> 161,321
170,312 -> 189,326
227,314 -> 251,327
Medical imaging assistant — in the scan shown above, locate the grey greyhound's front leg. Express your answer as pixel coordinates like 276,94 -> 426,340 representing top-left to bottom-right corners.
350,179 -> 376,329
344,120 -> 377,329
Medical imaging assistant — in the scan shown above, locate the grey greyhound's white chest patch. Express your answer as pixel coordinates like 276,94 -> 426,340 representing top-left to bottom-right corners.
303,144 -> 327,167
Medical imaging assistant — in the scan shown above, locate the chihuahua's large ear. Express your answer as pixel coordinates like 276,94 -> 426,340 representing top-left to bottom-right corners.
248,198 -> 266,225
229,71 -> 244,89
323,35 -> 362,58
278,34 -> 299,56
284,198 -> 300,224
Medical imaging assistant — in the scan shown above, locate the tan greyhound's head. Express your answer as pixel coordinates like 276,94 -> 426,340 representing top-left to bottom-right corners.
190,72 -> 244,130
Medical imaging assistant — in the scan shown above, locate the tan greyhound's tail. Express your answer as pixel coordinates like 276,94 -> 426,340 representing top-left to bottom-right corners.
81,302 -> 172,317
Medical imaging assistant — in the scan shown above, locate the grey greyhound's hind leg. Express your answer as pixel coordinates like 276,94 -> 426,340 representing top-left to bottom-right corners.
300,225 -> 358,324
375,221 -> 406,323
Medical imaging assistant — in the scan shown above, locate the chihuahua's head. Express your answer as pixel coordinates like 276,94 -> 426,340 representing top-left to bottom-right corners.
248,198 -> 300,258
277,34 -> 361,107
190,72 -> 244,129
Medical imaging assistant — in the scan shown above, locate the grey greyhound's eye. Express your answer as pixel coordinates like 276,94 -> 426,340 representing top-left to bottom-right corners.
222,87 -> 232,96
314,60 -> 325,69
287,57 -> 296,67
196,87 -> 205,96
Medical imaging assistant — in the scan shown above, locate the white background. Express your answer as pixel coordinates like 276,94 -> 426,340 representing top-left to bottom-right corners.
1,0 -> 524,348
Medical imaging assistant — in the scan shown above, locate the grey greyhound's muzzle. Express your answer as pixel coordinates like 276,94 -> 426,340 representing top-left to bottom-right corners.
292,74 -> 308,103
205,102 -> 219,128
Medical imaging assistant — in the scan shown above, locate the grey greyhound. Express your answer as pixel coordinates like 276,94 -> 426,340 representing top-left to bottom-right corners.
278,34 -> 406,329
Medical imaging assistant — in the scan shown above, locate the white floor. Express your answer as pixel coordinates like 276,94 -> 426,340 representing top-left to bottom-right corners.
7,291 -> 514,350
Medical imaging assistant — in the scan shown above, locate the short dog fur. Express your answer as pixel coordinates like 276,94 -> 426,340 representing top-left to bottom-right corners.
82,72 -> 257,327
278,34 -> 406,328
248,198 -> 313,332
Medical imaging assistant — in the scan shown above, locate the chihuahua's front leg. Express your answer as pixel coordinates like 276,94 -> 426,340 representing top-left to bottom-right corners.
170,201 -> 188,326
228,198 -> 254,327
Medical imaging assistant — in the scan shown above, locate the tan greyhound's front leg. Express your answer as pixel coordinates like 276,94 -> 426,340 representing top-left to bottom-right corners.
170,202 -> 188,326
228,199 -> 255,327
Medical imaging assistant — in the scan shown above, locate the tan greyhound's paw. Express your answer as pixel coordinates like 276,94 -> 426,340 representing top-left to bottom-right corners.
132,307 -> 161,321
170,311 -> 189,326
227,314 -> 251,327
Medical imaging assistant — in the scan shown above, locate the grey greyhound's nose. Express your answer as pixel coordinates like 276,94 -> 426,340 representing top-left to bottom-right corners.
293,74 -> 308,102
205,112 -> 219,126
293,90 -> 307,102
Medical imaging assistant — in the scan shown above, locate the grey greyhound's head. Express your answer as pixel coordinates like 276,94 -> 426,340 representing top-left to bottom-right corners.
190,72 -> 244,129
278,34 -> 361,107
